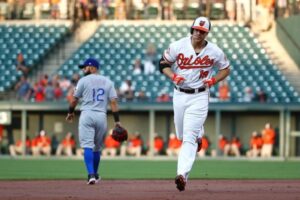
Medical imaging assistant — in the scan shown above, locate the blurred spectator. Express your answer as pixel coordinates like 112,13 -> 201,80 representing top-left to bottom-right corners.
102,129 -> 121,157
218,80 -> 230,101
197,135 -> 210,157
16,52 -> 29,75
276,0 -> 288,18
9,136 -> 31,156
120,132 -> 143,157
136,90 -> 148,102
226,0 -> 236,21
39,74 -> 49,87
53,82 -> 63,101
114,0 -> 126,19
156,93 -> 171,102
166,133 -> 182,156
71,73 -> 80,85
119,79 -> 135,101
147,134 -> 164,155
15,75 -> 32,101
31,130 -> 51,156
143,43 -> 157,74
59,75 -> 71,95
246,131 -> 263,157
132,58 -> 144,75
56,132 -> 76,156
256,0 -> 275,31
45,82 -> 55,101
80,0 -> 90,20
224,136 -> 242,157
218,135 -> 229,155
261,123 -> 276,157
14,0 -> 25,19
99,0 -> 109,19
33,82 -> 45,102
253,87 -> 268,103
242,86 -> 254,102
88,0 -> 98,20
51,0 -> 60,19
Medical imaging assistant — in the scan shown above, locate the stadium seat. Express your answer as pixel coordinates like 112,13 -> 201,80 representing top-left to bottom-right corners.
55,23 -> 299,103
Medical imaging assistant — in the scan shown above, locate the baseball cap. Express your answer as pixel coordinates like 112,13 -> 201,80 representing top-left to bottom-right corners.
79,58 -> 100,69
191,16 -> 211,33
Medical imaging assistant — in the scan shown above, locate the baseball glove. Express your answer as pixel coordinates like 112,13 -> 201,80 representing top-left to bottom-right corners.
112,124 -> 128,142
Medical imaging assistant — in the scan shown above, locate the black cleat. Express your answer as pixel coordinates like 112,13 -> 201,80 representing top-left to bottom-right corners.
175,175 -> 186,191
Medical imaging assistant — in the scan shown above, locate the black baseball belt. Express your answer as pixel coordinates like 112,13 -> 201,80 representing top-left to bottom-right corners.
174,86 -> 206,94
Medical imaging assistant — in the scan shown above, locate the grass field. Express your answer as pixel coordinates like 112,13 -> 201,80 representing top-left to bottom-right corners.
0,158 -> 299,180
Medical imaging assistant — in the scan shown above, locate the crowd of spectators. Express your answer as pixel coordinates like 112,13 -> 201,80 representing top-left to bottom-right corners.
218,122 -> 277,158
14,73 -> 79,103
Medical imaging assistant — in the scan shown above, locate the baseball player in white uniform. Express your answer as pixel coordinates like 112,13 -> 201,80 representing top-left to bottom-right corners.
66,58 -> 122,185
159,16 -> 230,191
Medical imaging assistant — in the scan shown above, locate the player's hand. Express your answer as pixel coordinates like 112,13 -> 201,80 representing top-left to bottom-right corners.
66,113 -> 74,123
172,74 -> 185,85
203,77 -> 216,87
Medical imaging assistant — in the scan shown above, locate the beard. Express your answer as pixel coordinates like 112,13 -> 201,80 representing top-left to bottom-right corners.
84,71 -> 91,76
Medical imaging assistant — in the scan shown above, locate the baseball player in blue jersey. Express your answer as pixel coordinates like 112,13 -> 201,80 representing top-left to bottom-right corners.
66,58 -> 121,185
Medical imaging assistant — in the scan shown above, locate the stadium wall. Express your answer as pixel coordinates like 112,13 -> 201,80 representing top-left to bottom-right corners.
276,15 -> 300,67
2,101 -> 299,156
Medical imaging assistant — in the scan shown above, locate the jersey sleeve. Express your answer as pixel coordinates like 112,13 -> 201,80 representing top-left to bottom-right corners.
163,42 -> 177,63
215,49 -> 230,70
73,79 -> 83,98
108,81 -> 118,100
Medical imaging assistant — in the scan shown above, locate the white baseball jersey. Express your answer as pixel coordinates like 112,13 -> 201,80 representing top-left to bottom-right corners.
163,36 -> 230,88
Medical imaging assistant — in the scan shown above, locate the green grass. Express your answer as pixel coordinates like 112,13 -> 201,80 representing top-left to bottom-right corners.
0,158 -> 299,180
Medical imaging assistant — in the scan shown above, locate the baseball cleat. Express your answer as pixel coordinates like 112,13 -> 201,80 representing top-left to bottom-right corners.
197,138 -> 202,152
87,174 -> 96,185
95,174 -> 101,184
175,175 -> 186,192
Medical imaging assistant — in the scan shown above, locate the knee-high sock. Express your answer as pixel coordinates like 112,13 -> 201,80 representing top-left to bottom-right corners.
93,151 -> 101,175
177,141 -> 197,180
84,148 -> 94,175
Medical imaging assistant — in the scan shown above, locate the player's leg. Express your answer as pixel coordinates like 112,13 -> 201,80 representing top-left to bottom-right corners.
56,144 -> 63,156
173,89 -> 186,140
79,112 -> 96,184
94,112 -> 107,182
9,145 -> 16,156
177,92 -> 209,181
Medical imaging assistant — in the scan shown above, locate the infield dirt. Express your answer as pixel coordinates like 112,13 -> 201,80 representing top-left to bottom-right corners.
0,180 -> 299,200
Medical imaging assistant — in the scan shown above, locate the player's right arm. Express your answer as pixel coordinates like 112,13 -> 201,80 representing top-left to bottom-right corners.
66,96 -> 79,123
66,79 -> 83,123
159,44 -> 185,85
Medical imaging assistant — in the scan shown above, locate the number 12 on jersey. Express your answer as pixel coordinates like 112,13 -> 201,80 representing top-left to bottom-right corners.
92,88 -> 105,102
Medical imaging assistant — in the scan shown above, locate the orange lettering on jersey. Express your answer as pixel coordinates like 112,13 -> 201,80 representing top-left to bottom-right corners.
177,53 -> 214,69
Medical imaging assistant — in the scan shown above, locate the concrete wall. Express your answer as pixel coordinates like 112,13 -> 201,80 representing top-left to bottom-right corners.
276,15 -> 300,67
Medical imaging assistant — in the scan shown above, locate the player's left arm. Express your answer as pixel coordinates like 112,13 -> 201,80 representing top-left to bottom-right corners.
204,49 -> 230,87
214,67 -> 230,83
